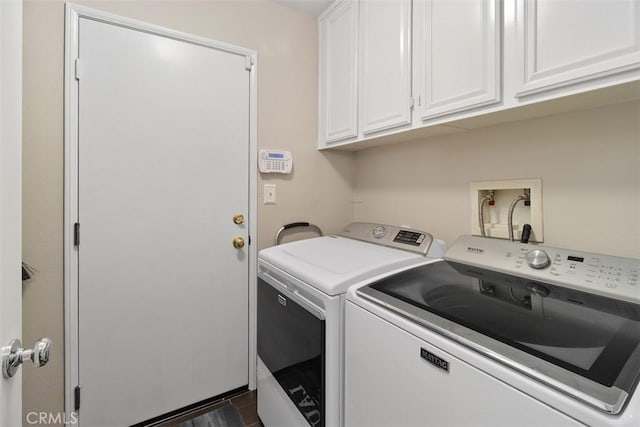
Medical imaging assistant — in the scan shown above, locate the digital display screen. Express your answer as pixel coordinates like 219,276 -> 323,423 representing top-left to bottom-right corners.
568,256 -> 584,262
393,230 -> 424,246
268,153 -> 284,159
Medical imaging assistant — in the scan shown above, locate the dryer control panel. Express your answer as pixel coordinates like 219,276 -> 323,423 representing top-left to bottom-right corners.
445,235 -> 640,303
339,223 -> 446,258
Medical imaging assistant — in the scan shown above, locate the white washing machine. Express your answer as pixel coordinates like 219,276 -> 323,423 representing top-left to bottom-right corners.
256,222 -> 446,427
345,235 -> 640,426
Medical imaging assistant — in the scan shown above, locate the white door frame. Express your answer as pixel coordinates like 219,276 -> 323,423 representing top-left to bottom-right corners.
0,0 -> 23,425
63,3 -> 258,420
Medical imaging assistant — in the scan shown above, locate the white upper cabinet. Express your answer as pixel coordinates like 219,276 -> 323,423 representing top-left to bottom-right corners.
514,0 -> 640,97
414,0 -> 501,120
319,0 -> 359,145
318,0 -> 640,150
414,0 -> 502,120
359,0 -> 412,135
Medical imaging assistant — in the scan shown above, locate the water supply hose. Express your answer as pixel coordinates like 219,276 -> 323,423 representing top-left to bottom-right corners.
508,193 -> 530,242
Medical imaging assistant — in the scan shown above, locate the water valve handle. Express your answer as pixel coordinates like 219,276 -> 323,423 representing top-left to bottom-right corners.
520,224 -> 532,244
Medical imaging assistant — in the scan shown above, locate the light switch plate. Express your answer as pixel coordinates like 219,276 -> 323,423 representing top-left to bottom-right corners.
264,184 -> 276,204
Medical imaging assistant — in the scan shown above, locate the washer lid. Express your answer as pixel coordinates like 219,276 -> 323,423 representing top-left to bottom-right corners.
258,235 -> 425,296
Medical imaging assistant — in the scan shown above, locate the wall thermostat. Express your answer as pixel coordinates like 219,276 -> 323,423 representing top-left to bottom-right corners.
259,149 -> 292,174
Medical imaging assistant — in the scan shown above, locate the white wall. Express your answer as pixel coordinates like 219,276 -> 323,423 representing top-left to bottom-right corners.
354,100 -> 640,259
22,0 -> 354,423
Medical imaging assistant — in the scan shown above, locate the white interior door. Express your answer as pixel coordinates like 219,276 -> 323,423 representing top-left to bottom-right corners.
0,0 -> 23,425
75,16 -> 251,426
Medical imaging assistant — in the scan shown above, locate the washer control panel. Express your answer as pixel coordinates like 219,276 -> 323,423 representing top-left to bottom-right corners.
339,223 -> 445,257
446,235 -> 640,303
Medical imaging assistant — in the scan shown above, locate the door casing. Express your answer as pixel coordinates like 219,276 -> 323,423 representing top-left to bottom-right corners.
0,0 -> 23,425
63,3 -> 258,420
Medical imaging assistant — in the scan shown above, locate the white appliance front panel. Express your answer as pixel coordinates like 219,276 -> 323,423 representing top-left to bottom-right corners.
345,301 -> 583,427
258,236 -> 423,295
346,284 -> 640,427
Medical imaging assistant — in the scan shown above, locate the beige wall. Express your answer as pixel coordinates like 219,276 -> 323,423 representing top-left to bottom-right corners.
354,100 -> 640,259
22,0 -> 354,422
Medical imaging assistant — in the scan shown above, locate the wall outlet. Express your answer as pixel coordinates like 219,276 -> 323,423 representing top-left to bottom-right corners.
470,179 -> 543,242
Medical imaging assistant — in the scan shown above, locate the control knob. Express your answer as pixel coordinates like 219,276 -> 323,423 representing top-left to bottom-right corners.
372,225 -> 387,239
525,249 -> 550,269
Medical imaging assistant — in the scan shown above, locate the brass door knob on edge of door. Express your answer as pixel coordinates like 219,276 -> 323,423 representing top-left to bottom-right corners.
233,236 -> 245,249
233,213 -> 245,225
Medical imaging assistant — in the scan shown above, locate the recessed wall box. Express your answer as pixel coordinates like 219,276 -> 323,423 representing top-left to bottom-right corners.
470,178 -> 543,242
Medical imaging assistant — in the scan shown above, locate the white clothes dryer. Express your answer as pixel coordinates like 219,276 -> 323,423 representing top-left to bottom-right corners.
256,222 -> 446,427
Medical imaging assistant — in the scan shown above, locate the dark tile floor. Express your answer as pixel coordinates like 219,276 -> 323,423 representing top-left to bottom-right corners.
158,390 -> 262,427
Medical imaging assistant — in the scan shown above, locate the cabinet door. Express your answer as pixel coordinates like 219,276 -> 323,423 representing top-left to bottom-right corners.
319,0 -> 359,146
515,0 -> 640,97
359,0 -> 412,135
415,0 -> 501,120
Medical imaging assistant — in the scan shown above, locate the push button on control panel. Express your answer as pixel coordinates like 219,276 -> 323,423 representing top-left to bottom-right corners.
629,268 -> 638,287
584,257 -> 638,291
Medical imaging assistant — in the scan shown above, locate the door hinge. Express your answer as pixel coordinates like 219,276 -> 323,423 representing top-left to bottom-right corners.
74,223 -> 80,247
74,386 -> 81,411
74,58 -> 80,80
244,55 -> 254,71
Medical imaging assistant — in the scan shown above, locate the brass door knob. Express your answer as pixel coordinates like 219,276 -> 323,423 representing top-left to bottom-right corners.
233,213 -> 245,225
233,236 -> 245,249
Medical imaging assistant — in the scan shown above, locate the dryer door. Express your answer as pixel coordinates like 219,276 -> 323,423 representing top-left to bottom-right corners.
257,276 -> 325,427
